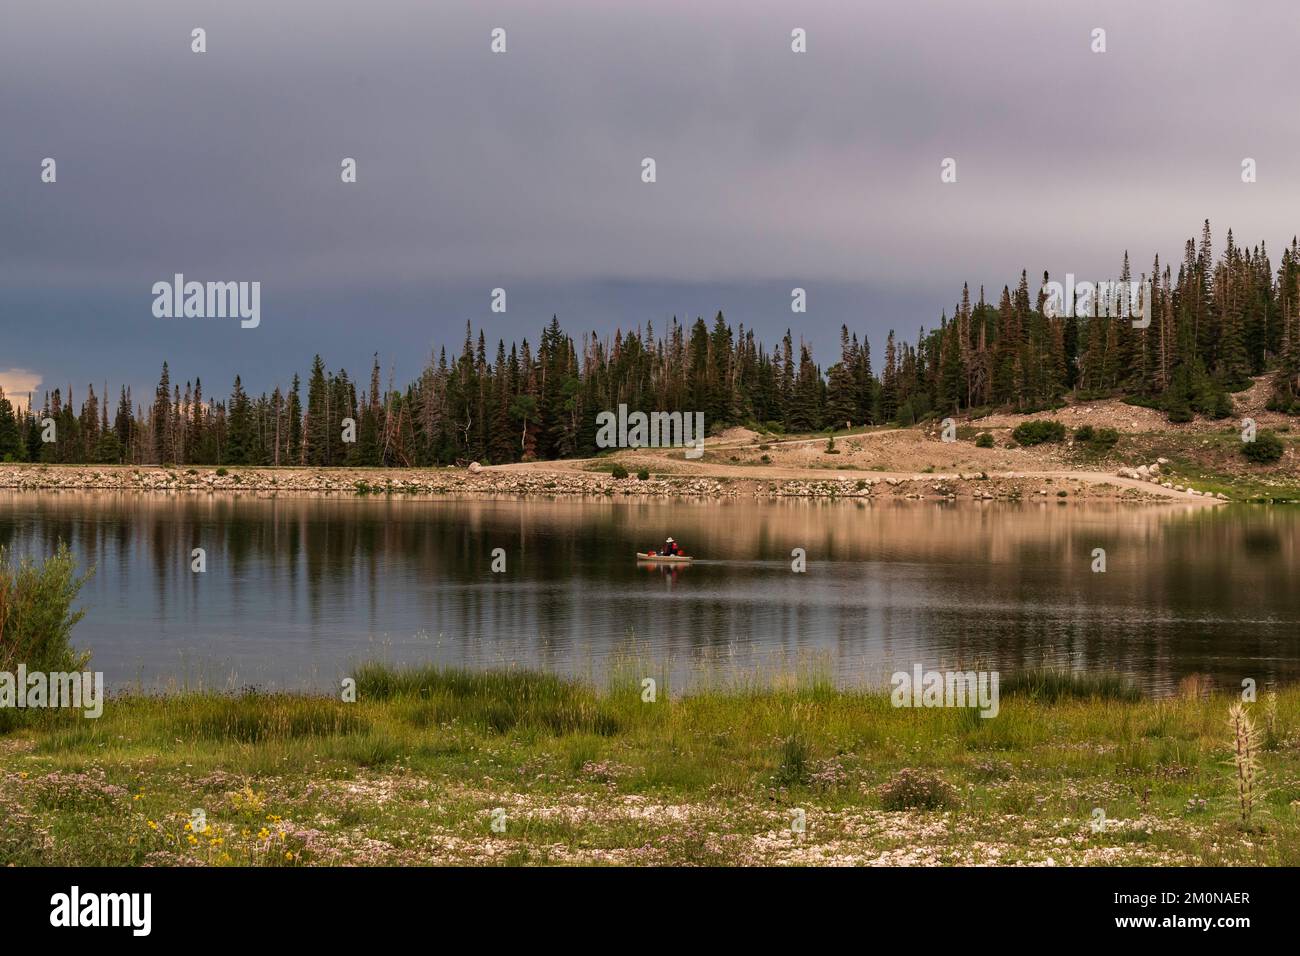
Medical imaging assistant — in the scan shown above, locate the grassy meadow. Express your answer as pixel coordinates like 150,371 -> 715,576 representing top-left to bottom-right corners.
2,663 -> 1299,866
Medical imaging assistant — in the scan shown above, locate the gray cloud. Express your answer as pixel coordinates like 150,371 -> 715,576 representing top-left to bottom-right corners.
3,0 -> 1298,397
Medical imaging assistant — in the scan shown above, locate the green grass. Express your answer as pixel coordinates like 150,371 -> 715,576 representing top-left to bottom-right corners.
1132,429 -> 1300,502
3,665 -> 1299,866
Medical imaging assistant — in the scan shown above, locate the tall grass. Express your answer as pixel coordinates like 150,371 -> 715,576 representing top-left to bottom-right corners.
353,663 -> 621,735
1000,667 -> 1141,703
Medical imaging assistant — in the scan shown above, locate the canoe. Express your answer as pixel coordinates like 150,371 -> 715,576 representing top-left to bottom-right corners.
635,552 -> 693,563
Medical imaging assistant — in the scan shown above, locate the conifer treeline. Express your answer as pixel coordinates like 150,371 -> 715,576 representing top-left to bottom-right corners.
5,221 -> 1300,467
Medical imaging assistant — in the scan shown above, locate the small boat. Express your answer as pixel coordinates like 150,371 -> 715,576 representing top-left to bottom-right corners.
635,552 -> 693,563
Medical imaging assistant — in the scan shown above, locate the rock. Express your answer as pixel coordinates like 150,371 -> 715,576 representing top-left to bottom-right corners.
468,461 -> 482,473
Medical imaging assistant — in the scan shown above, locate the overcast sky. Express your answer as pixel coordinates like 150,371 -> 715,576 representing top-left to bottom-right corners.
3,0 -> 1299,405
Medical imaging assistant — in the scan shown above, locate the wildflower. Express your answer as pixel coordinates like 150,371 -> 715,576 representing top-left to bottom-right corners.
147,820 -> 159,831
285,851 -> 294,861
257,828 -> 270,840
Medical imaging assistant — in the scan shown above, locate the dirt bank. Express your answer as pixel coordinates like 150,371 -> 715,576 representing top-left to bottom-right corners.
0,462 -> 1222,506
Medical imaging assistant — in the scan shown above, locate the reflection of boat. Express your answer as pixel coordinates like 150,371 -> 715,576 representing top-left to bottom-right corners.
635,552 -> 693,563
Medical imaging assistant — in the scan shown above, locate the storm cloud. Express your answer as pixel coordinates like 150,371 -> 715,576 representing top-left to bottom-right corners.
3,0 -> 1298,398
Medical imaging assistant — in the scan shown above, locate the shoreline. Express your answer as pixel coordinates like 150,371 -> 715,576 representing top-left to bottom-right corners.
0,463 -> 1227,505
2,665 -> 1295,866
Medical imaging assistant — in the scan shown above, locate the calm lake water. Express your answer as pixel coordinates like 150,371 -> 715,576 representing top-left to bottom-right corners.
3,491 -> 1299,696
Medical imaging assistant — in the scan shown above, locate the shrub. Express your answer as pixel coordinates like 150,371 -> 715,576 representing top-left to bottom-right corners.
1212,391 -> 1235,419
0,544 -> 91,676
1092,427 -> 1119,449
636,468 -> 650,481
974,432 -> 994,448
1075,425 -> 1118,452
878,769 -> 954,811
610,463 -> 629,479
1242,429 -> 1284,464
215,467 -> 229,477
1011,420 -> 1066,446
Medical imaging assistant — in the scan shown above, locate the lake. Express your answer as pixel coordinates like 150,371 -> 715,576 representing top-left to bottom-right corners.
3,490 -> 1298,696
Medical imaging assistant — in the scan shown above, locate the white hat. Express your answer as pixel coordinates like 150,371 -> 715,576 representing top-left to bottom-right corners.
666,537 -> 674,542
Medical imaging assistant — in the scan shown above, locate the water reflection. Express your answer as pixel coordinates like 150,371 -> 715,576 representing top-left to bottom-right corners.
2,490 -> 1298,695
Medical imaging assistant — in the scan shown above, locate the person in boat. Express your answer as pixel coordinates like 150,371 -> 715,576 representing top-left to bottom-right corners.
662,537 -> 681,556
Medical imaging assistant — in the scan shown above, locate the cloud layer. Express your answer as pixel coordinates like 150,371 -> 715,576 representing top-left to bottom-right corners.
3,0 -> 1298,397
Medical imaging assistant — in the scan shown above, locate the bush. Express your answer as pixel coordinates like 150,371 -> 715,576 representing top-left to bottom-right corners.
1075,425 -> 1119,452
1212,391 -> 1235,419
0,544 -> 91,676
1011,420 -> 1066,446
974,432 -> 994,448
878,769 -> 954,811
1092,427 -> 1119,449
610,463 -> 629,480
1242,429 -> 1284,464
636,468 -> 650,481
215,467 -> 229,477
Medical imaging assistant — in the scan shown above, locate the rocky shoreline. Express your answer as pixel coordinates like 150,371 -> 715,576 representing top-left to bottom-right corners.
0,463 -> 1203,504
